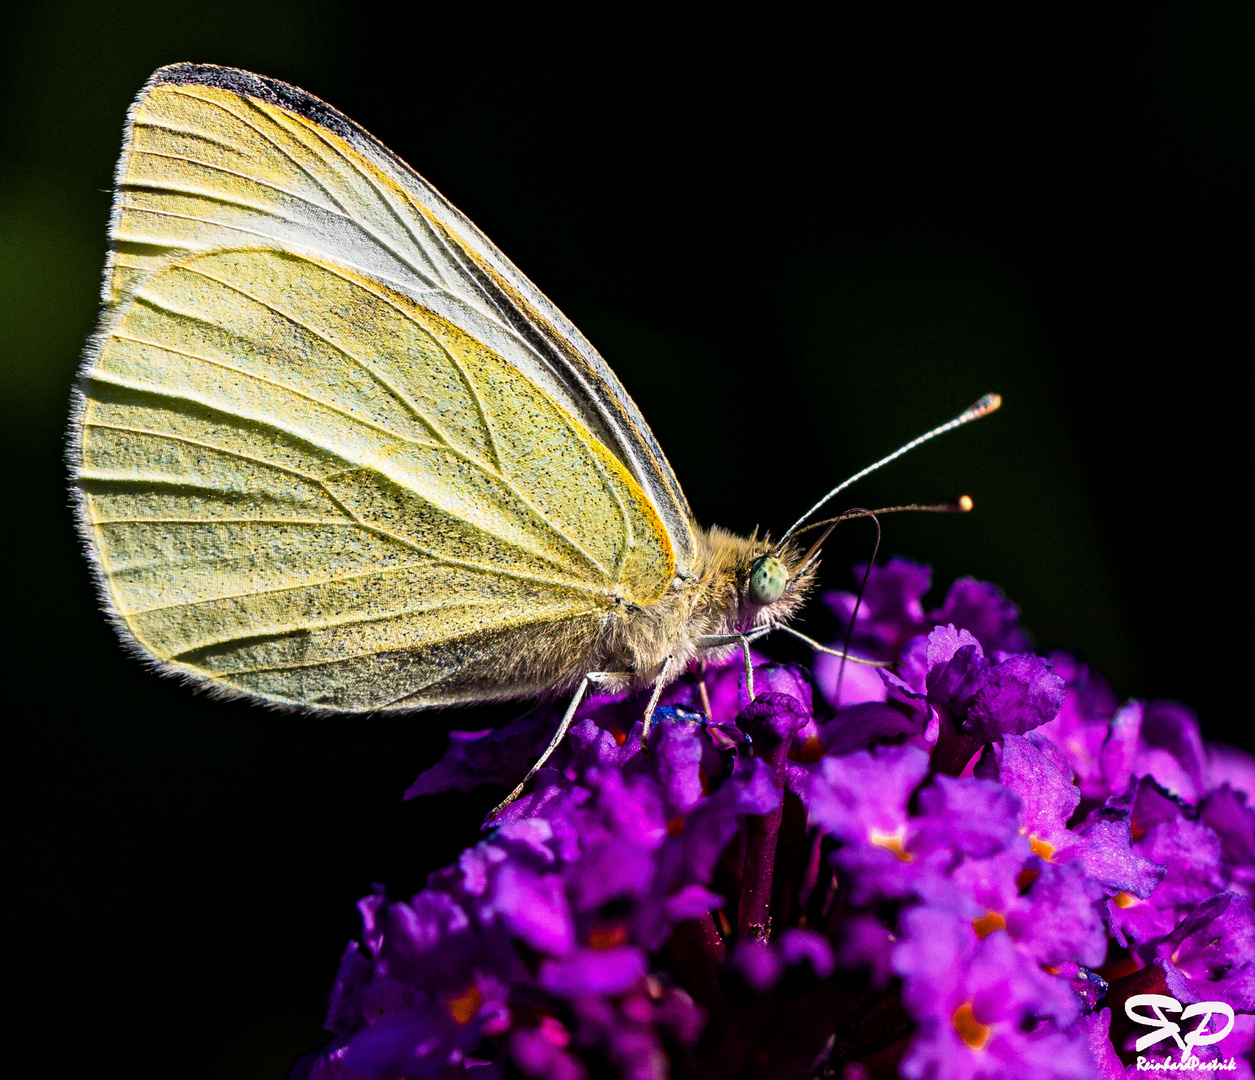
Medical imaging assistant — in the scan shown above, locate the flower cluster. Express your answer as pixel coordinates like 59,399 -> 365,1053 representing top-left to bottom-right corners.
292,559 -> 1255,1080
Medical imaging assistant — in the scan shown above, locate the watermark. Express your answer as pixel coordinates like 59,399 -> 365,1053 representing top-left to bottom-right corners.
1127,994 -> 1238,1072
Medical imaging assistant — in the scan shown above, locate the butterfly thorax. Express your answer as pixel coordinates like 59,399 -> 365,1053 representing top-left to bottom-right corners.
584,526 -> 816,693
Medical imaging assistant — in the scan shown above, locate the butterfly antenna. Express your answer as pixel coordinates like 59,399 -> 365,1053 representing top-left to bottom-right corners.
789,497 -> 972,579
833,511 -> 882,708
779,394 -> 1001,545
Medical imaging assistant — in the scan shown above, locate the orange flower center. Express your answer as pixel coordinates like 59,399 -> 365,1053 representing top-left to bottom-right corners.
971,910 -> 1006,938
1112,890 -> 1140,909
588,925 -> 630,950
1028,835 -> 1055,860
869,826 -> 913,862
790,734 -> 825,764
446,984 -> 483,1025
952,1002 -> 992,1050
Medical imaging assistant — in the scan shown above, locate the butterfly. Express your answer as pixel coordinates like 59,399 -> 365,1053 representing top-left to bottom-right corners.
69,64 -> 996,801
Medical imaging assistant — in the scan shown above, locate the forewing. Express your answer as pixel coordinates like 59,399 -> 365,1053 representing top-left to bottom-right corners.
104,63 -> 698,569
72,247 -> 674,710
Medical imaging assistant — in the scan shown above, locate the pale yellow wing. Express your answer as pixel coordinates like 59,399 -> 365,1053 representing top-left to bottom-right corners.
72,247 -> 673,710
102,63 -> 698,570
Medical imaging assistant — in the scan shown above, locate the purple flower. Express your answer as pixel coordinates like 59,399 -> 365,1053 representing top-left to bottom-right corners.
804,744 -> 931,903
893,907 -> 1090,1080
1068,1008 -> 1129,1079
822,556 -> 932,659
807,736 -> 1114,971
295,564 -> 1255,1080
1201,783 -> 1255,895
836,914 -> 897,989
910,774 -> 1025,862
929,576 -> 1033,655
1035,653 -> 1120,803
404,716 -> 557,798
926,627 -> 1066,775
302,707 -> 782,1078
1153,891 -> 1255,1011
508,1016 -> 585,1080
926,630 -> 1066,741
1106,777 -> 1229,947
1102,701 -> 1208,806
1207,743 -> 1255,800
730,928 -> 835,992
1038,676 -> 1255,818
566,983 -> 703,1080
817,563 -> 1032,709
979,733 -> 1164,899
808,699 -> 925,759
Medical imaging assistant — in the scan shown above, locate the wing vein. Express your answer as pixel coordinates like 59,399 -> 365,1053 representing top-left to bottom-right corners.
425,331 -> 503,473
127,149 -> 353,218
78,470 -> 292,497
163,596 -> 506,645
114,204 -> 280,244
102,332 -> 450,451
79,371 -> 433,475
295,118 -> 454,290
80,398 -> 609,582
168,88 -> 355,216
216,91 -> 456,291
308,266 -> 623,578
175,264 -> 461,447
193,605 -> 602,678
120,181 -> 312,227
284,476 -> 613,600
125,556 -> 443,615
399,189 -> 515,322
95,517 -> 353,526
112,310 -> 608,578
132,118 -> 244,153
80,420 -> 339,482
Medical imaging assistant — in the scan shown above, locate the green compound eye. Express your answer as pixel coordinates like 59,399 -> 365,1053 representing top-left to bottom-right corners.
747,556 -> 788,605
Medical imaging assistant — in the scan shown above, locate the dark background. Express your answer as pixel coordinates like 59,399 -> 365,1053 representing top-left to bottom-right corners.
3,4 -> 1250,1076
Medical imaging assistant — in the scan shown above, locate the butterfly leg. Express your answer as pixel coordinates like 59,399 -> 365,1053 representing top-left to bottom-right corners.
489,672 -> 613,819
639,655 -> 675,749
692,630 -> 765,709
696,658 -> 714,721
740,635 -> 756,702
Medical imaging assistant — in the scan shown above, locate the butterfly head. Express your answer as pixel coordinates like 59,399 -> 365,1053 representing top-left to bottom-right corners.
734,535 -> 815,632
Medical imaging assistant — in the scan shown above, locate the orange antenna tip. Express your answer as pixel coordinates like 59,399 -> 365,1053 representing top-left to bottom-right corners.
781,393 -> 1005,543
963,393 -> 1001,420
959,495 -> 974,512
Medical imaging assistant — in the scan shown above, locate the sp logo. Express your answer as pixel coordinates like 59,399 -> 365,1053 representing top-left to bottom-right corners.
1125,994 -> 1235,1054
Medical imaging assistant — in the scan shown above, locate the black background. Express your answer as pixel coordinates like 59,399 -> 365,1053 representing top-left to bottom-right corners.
3,4 -> 1250,1076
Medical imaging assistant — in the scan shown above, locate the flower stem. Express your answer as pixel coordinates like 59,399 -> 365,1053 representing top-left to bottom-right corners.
930,718 -> 983,777
737,699 -> 801,942
668,912 -> 727,1009
739,794 -> 784,942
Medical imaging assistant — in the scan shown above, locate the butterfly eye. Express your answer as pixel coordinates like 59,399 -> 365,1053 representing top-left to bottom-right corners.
747,556 -> 788,605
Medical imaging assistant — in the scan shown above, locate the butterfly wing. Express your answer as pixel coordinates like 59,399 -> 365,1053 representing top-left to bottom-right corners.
101,63 -> 698,569
73,246 -> 674,710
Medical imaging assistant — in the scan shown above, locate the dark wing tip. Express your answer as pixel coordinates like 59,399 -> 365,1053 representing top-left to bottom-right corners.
147,63 -> 356,142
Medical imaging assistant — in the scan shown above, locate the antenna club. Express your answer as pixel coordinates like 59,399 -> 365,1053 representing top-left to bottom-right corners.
958,495 -> 974,512
964,393 -> 1002,420
781,394 -> 1003,542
